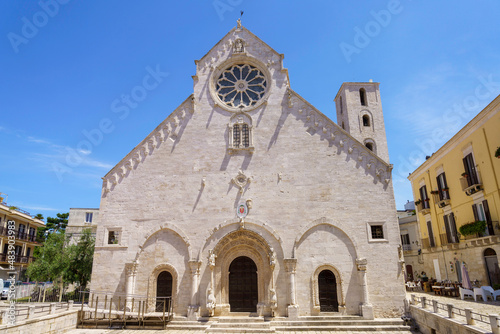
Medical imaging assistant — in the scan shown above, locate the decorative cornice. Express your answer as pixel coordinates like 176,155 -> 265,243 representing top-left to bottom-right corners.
102,95 -> 194,196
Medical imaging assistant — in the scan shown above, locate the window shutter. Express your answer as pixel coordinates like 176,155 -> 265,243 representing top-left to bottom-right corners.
444,215 -> 452,243
483,200 -> 494,235
442,172 -> 448,188
449,213 -> 458,243
483,200 -> 492,223
472,204 -> 479,222
427,221 -> 435,247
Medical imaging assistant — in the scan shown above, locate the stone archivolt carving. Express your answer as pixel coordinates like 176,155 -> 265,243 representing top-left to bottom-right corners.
209,229 -> 276,316
101,97 -> 194,196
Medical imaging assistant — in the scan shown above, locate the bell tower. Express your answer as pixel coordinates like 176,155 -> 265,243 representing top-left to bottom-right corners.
334,82 -> 389,163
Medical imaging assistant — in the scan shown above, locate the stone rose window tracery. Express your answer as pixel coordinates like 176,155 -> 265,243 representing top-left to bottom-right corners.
216,64 -> 267,109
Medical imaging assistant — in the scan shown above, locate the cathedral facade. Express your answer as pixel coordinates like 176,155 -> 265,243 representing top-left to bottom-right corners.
90,22 -> 405,319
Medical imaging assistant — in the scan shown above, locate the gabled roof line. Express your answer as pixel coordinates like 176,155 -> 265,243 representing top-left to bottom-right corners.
289,88 -> 392,169
103,94 -> 194,180
196,26 -> 284,67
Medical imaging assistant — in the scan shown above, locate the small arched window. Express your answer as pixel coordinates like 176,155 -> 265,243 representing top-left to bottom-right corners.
359,88 -> 367,106
362,115 -> 370,127
233,123 -> 250,148
229,114 -> 254,154
365,143 -> 373,151
341,122 -> 345,130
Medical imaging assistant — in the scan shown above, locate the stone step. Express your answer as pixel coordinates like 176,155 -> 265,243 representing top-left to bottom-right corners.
272,319 -> 405,326
206,328 -> 275,334
166,320 -> 211,330
300,315 -> 363,320
210,322 -> 271,329
273,325 -> 411,332
217,316 -> 266,323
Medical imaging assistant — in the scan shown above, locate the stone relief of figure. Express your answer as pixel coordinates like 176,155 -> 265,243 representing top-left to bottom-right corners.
269,288 -> 277,316
208,249 -> 216,268
237,18 -> 242,29
207,288 -> 216,316
269,248 -> 277,269
234,38 -> 244,53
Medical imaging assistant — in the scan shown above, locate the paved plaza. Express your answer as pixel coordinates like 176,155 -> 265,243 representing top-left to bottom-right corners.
68,331 -> 419,334
63,291 -> 500,333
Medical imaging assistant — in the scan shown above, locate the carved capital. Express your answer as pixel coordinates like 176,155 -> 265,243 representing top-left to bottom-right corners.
356,258 -> 368,272
188,260 -> 202,275
125,262 -> 138,277
284,258 -> 297,273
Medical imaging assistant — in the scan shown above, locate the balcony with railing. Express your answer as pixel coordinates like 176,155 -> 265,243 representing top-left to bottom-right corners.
0,226 -> 38,243
416,199 -> 431,215
460,170 -> 482,196
421,237 -> 436,249
439,233 -> 459,248
0,253 -> 34,264
402,244 -> 412,251
431,189 -> 451,208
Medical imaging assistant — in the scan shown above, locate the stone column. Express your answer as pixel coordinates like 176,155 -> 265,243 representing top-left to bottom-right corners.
125,262 -> 138,311
187,260 -> 201,320
269,248 -> 277,317
284,258 -> 298,319
356,258 -> 374,319
206,250 -> 216,316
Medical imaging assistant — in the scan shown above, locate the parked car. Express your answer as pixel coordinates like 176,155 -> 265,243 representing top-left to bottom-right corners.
2,281 -> 10,300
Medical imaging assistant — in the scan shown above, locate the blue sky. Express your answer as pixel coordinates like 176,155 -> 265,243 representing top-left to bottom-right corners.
1,1 -> 500,221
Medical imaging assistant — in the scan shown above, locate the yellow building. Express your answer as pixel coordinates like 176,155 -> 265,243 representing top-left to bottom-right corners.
0,195 -> 45,281
408,94 -> 500,287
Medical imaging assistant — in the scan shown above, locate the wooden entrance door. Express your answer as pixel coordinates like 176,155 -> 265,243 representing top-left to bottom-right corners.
156,271 -> 172,312
318,270 -> 338,312
229,256 -> 258,312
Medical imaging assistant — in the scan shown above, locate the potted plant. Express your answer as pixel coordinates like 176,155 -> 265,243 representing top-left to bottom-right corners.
430,190 -> 439,195
415,199 -> 422,205
495,146 -> 500,159
459,221 -> 486,236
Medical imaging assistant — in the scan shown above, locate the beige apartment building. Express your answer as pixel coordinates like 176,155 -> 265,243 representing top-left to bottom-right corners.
0,196 -> 45,280
408,94 -> 500,286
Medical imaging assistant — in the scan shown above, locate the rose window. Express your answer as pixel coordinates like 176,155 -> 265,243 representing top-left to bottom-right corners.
216,64 -> 267,109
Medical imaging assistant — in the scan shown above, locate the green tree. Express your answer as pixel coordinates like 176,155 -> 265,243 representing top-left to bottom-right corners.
37,212 -> 69,242
34,213 -> 44,220
63,229 -> 95,289
27,232 -> 68,282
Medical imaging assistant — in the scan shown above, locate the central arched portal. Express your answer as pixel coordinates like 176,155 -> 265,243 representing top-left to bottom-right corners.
229,256 -> 258,312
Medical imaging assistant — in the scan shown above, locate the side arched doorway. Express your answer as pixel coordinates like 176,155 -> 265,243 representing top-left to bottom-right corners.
156,271 -> 173,311
484,248 -> 500,286
406,264 -> 413,281
229,256 -> 258,312
318,270 -> 339,312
